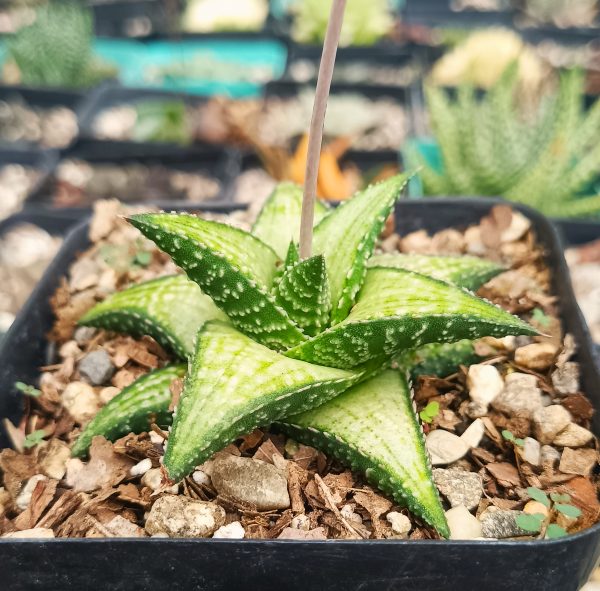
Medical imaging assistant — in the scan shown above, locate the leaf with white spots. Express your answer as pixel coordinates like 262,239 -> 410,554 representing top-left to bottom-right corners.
71,364 -> 186,457
163,321 -> 360,482
79,275 -> 227,358
277,370 -> 449,537
286,267 -> 536,368
275,254 -> 331,337
313,174 -> 409,324
369,253 -> 504,290
252,182 -> 329,259
128,213 -> 306,351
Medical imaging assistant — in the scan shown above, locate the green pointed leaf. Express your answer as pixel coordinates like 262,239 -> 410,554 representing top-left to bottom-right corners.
287,268 -> 536,369
252,182 -> 329,259
272,241 -> 300,290
163,321 -> 361,482
71,364 -> 186,458
79,275 -> 227,358
313,174 -> 409,324
277,370 -> 449,537
400,340 -> 481,380
275,254 -> 331,337
128,213 -> 306,351
369,253 -> 504,290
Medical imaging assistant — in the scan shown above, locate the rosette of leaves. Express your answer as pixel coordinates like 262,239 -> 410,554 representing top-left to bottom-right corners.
75,176 -> 536,537
414,65 -> 600,217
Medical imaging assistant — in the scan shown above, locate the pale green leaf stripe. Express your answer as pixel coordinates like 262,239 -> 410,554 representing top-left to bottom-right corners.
277,370 -> 449,537
313,174 -> 409,324
275,254 -> 331,337
79,275 -> 227,358
71,364 -> 186,457
128,213 -> 307,351
252,182 -> 329,259
369,253 -> 504,290
163,321 -> 360,482
287,268 -> 536,368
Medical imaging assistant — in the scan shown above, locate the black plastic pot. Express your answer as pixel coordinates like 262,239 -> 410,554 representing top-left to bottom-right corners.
0,198 -> 599,590
0,85 -> 89,151
554,218 -> 600,247
26,139 -> 241,209
91,0 -> 171,38
402,0 -> 516,29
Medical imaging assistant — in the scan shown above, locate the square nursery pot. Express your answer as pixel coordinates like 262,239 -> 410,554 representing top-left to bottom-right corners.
0,199 -> 599,591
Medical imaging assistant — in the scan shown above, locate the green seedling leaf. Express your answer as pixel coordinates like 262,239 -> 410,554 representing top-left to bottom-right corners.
23,430 -> 46,449
419,400 -> 440,424
163,321 -> 361,482
527,486 -> 550,508
252,182 -> 329,259
531,307 -> 551,328
398,340 -> 481,380
133,250 -> 152,267
546,524 -> 568,539
514,438 -> 524,446
550,493 -> 571,503
128,213 -> 307,351
515,512 -> 545,533
312,174 -> 409,323
15,381 -> 41,398
71,364 -> 186,458
369,253 -> 504,290
277,370 -> 449,537
502,430 -> 515,441
286,268 -> 537,369
79,275 -> 227,359
554,503 -> 582,519
275,254 -> 331,336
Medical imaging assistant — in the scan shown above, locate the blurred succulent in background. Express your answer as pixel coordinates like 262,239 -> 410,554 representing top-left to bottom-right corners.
291,0 -> 393,46
413,66 -> 600,217
5,1 -> 116,88
182,0 -> 268,32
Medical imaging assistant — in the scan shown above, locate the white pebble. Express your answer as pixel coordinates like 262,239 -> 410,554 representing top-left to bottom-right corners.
192,470 -> 211,486
467,364 -> 504,407
460,418 -> 485,449
445,505 -> 482,540
291,514 -> 310,531
212,521 -> 245,539
16,475 -> 47,511
130,458 -> 152,477
386,511 -> 412,536
426,429 -> 470,465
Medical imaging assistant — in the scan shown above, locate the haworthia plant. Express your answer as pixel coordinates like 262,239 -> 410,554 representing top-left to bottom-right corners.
71,364 -> 186,457
277,370 -> 449,536
79,275 -> 227,358
76,174 -> 536,536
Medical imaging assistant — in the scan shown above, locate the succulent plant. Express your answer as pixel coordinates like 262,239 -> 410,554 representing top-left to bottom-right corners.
415,66 -> 600,217
75,177 -> 536,536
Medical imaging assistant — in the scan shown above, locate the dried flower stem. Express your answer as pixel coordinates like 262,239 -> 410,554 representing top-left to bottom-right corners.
298,0 -> 347,260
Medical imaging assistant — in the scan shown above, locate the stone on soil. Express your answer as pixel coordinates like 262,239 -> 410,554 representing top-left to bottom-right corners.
445,505 -> 482,540
61,381 -> 100,424
553,423 -> 594,448
461,418 -> 485,449
540,445 -> 561,467
78,349 -> 116,386
532,405 -> 572,444
386,511 -> 411,536
551,362 -> 580,395
15,474 -> 47,511
521,437 -> 541,466
425,430 -> 470,466
433,468 -> 482,510
213,521 -> 245,539
210,455 -> 290,511
524,500 -> 549,518
467,364 -> 504,407
145,495 -> 225,538
514,342 -> 557,371
38,438 -> 71,480
559,448 -> 598,476
480,509 -> 529,538
491,373 -> 543,417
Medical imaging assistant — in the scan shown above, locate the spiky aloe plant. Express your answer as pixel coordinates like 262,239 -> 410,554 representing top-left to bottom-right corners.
74,179 -> 535,537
